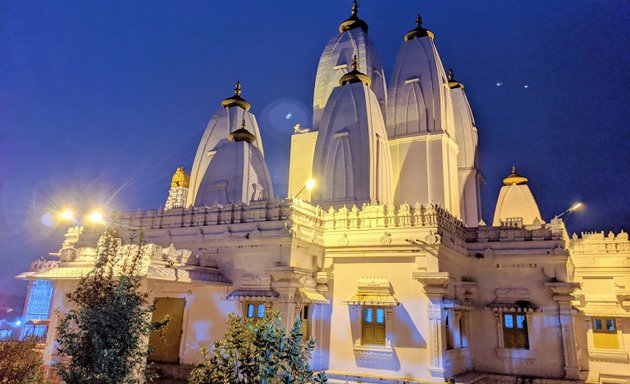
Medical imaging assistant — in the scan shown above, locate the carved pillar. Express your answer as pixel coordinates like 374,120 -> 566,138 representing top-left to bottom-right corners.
545,282 -> 581,380
413,272 -> 452,380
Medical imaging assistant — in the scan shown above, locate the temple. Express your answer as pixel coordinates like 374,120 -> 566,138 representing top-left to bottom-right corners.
18,4 -> 629,384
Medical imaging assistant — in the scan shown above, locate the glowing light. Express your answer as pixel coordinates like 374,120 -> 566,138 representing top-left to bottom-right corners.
569,202 -> 583,212
87,211 -> 105,224
285,113 -> 292,120
524,84 -> 529,89
305,179 -> 316,191
60,209 -> 75,221
496,81 -> 503,87
15,320 -> 21,326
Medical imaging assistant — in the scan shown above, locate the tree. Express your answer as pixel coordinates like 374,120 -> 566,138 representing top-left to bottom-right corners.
189,312 -> 327,384
56,227 -> 167,384
0,337 -> 44,384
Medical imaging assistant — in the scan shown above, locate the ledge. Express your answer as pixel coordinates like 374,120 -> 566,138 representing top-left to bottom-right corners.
588,348 -> 629,363
352,344 -> 394,359
496,347 -> 536,360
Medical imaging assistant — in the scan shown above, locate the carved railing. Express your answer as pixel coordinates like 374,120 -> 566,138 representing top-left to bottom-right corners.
117,199 -> 465,236
570,230 -> 630,253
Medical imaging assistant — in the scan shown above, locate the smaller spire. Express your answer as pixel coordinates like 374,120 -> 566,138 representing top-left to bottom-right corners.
447,68 -> 465,89
339,0 -> 368,33
171,166 -> 190,188
221,81 -> 251,110
339,53 -> 371,86
228,118 -> 256,143
404,13 -> 434,41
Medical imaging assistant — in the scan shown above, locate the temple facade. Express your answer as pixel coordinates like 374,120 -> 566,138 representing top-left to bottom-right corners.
19,3 -> 629,384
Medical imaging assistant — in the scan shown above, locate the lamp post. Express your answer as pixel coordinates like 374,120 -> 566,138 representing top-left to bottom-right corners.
555,202 -> 583,219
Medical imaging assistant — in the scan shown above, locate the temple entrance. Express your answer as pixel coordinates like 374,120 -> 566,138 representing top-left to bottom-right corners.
148,297 -> 185,363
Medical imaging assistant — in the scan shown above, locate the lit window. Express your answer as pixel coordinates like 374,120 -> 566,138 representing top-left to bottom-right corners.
362,306 -> 386,345
592,317 -> 619,349
503,313 -> 529,349
244,302 -> 267,322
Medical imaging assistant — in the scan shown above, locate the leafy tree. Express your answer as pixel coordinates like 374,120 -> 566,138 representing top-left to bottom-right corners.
56,227 -> 167,384
189,311 -> 327,384
0,337 -> 44,384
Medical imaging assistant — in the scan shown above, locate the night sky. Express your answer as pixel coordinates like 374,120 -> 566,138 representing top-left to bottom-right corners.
1,1 -> 629,294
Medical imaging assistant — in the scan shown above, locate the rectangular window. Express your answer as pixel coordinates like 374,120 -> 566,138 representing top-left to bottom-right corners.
592,317 -> 619,349
445,313 -> 454,350
244,302 -> 267,322
362,306 -> 386,345
300,305 -> 310,342
503,313 -> 529,349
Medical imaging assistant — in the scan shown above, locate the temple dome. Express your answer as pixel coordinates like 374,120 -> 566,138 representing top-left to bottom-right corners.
449,68 -> 482,227
194,132 -> 273,206
187,82 -> 264,206
387,16 -> 455,139
312,1 -> 386,131
312,62 -> 392,208
493,167 -> 542,227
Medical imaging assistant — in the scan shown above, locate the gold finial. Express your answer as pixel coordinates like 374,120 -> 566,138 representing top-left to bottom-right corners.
404,13 -> 434,41
221,81 -> 251,110
339,52 -> 371,86
228,118 -> 256,143
339,0 -> 368,33
171,166 -> 190,188
503,166 -> 528,186
447,68 -> 464,89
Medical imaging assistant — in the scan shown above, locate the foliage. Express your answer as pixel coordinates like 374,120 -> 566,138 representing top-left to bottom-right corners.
56,227 -> 167,384
189,312 -> 327,384
0,337 -> 44,384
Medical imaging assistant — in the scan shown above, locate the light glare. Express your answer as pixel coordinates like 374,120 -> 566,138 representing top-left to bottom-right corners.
305,179 -> 316,191
88,211 -> 105,224
60,209 -> 75,221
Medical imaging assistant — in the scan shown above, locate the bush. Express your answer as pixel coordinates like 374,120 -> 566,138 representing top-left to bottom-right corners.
0,337 -> 44,384
189,312 -> 327,384
55,228 -> 167,384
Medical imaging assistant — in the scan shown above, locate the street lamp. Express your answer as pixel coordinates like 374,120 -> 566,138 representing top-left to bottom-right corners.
555,202 -> 583,219
60,209 -> 75,222
295,179 -> 316,199
87,211 -> 105,225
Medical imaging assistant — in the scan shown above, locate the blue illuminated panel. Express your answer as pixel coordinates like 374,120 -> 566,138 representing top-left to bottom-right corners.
22,280 -> 53,339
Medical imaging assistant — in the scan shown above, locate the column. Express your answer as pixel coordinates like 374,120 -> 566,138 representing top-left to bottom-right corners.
546,282 -> 581,380
413,272 -> 452,380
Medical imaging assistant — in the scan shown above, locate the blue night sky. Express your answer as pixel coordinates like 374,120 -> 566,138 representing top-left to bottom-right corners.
1,1 -> 629,294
